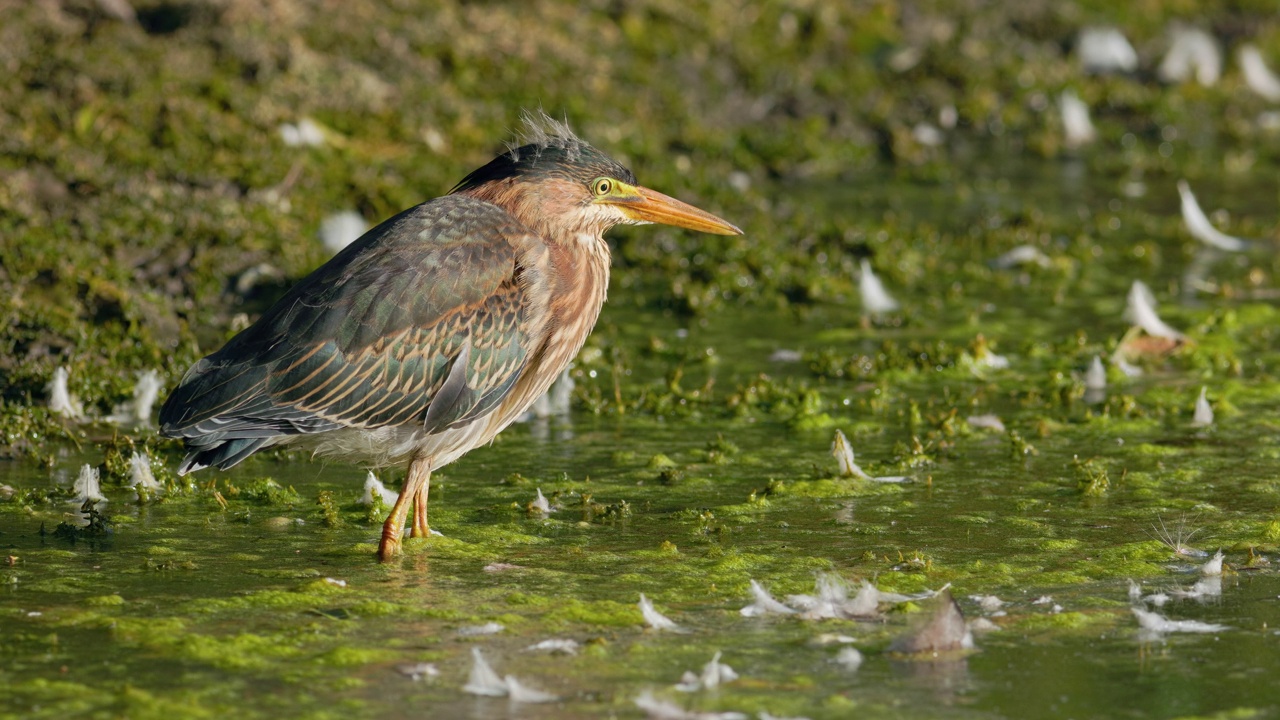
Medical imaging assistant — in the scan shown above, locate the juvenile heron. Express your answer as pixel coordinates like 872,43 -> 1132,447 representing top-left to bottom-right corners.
159,113 -> 742,561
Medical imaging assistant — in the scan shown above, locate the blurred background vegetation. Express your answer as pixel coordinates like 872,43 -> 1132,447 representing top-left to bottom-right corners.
2,0 -> 1279,420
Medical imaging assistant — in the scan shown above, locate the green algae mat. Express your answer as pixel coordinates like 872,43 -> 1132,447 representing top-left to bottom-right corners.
5,2 -> 1280,719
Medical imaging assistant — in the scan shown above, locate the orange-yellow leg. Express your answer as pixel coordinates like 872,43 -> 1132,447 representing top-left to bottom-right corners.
410,477 -> 430,538
378,455 -> 431,562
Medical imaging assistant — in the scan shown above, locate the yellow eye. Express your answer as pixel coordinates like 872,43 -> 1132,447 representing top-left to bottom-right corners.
592,178 -> 613,196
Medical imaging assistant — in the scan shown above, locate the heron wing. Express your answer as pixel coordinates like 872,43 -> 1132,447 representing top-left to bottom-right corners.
159,195 -> 551,469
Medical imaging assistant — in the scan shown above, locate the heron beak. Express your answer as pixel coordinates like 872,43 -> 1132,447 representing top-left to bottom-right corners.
606,185 -> 743,235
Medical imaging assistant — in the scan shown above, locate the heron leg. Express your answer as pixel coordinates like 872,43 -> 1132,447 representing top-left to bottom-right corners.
378,455 -> 431,561
410,472 -> 431,538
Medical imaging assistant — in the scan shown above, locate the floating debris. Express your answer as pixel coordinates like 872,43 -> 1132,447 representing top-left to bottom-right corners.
1172,575 -> 1222,602
127,452 -> 163,494
785,574 -> 941,620
1178,180 -> 1249,252
1128,579 -> 1143,602
529,488 -> 552,515
47,367 -> 84,421
969,594 -> 1005,615
1157,26 -> 1221,86
1192,387 -> 1214,427
888,590 -> 974,655
675,651 -> 738,692
1078,27 -> 1138,74
740,579 -> 797,617
1124,280 -> 1186,341
279,117 -> 326,147
396,662 -> 439,681
1059,90 -> 1096,148
1200,549 -> 1224,576
358,472 -> 398,507
525,639 -> 579,655
458,622 -> 505,637
990,244 -> 1051,270
71,464 -> 106,506
639,593 -> 684,632
1085,356 -> 1107,393
1133,608 -> 1228,635
833,647 -> 864,671
634,691 -> 747,720
462,648 -> 557,702
483,562 -> 525,572
811,633 -> 858,646
107,370 -> 163,426
767,349 -> 802,363
965,414 -> 1005,433
319,210 -> 367,254
1239,45 -> 1280,102
831,430 -> 908,482
969,617 -> 1001,634
858,259 -> 899,314
911,122 -> 944,148
1150,515 -> 1209,559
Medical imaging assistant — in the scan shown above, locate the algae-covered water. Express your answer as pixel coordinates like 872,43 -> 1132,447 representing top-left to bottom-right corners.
6,2 -> 1280,719
6,153 -> 1280,719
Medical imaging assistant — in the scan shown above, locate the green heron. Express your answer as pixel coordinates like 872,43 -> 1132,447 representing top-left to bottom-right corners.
159,113 -> 742,561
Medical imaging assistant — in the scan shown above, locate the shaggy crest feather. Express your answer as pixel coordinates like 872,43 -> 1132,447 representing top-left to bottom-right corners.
505,109 -> 585,163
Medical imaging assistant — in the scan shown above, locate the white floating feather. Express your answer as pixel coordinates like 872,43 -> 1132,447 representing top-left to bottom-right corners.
1158,26 -> 1221,86
1173,575 -> 1222,601
970,595 -> 1005,614
1239,45 -> 1280,102
108,370 -> 163,426
279,118 -> 325,147
846,580 -> 881,617
358,472 -> 398,506
1085,356 -> 1107,392
991,245 -> 1051,269
831,430 -> 866,479
530,488 -> 552,514
1192,387 -> 1214,427
1200,549 -> 1224,576
858,259 -> 899,314
524,639 -> 579,654
503,675 -> 559,703
634,690 -> 748,720
1078,27 -> 1138,74
457,622 -> 505,637
965,414 -> 1005,432
1178,180 -> 1249,252
461,648 -> 509,698
319,211 -> 367,254
740,579 -> 797,617
1124,280 -> 1185,340
834,647 -> 864,671
1132,607 -> 1228,634
1059,90 -> 1096,148
72,464 -> 105,505
396,662 -> 439,681
1128,579 -> 1143,602
675,651 -> 739,692
463,648 -> 558,696
639,593 -> 683,632
47,367 -> 84,421
127,452 -> 163,492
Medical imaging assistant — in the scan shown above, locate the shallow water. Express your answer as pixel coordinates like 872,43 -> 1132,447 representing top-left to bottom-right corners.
4,154 -> 1280,719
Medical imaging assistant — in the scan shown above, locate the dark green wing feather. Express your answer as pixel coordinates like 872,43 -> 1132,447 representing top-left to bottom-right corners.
159,195 -> 547,472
